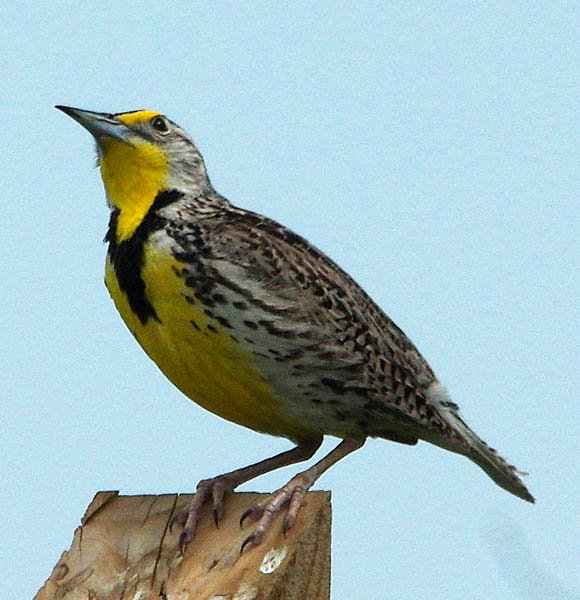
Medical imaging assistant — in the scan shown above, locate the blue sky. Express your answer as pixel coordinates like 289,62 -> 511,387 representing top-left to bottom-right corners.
2,3 -> 578,599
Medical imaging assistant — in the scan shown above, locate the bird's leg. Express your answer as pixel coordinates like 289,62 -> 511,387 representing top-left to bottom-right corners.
173,435 -> 322,551
240,438 -> 365,552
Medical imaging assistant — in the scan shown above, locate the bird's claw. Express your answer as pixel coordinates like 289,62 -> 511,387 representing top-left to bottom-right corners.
212,507 -> 221,529
282,514 -> 295,536
240,531 -> 259,554
172,475 -> 234,552
238,476 -> 309,552
169,510 -> 187,534
239,503 -> 265,529
179,529 -> 194,555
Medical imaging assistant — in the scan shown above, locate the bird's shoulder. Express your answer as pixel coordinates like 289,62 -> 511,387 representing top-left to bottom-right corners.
156,191 -> 435,384
160,193 -> 378,319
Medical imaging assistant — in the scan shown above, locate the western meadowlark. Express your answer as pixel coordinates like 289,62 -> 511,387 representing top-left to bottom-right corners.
57,105 -> 534,550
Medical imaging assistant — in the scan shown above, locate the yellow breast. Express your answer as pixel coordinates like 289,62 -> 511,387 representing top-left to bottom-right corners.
104,243 -> 314,440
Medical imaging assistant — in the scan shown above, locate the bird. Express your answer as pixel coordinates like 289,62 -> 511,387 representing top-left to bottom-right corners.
56,105 -> 534,551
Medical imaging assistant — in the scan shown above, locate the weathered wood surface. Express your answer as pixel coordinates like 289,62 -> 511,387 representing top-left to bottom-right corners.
35,490 -> 331,600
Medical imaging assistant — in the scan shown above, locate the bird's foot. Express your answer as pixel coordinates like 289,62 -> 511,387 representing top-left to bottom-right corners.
171,475 -> 235,553
239,472 -> 312,552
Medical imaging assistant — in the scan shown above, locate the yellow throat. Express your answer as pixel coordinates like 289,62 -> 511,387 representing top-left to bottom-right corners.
99,111 -> 167,242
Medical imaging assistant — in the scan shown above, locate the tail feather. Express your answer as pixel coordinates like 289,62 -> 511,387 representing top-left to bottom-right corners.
427,382 -> 535,503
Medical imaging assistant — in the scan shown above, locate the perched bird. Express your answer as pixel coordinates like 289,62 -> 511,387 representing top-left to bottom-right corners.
57,105 -> 534,550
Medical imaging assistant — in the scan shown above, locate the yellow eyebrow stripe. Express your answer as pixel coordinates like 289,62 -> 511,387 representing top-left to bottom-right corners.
116,110 -> 161,126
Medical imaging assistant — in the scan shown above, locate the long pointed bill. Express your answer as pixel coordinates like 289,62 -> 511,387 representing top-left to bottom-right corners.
56,105 -> 132,143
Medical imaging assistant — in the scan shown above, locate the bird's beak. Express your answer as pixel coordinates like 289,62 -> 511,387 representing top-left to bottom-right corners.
56,105 -> 131,144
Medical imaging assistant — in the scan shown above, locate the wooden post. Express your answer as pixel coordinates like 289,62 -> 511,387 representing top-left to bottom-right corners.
35,490 -> 331,600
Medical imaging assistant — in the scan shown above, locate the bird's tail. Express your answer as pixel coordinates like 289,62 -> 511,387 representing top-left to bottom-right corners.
426,382 -> 535,503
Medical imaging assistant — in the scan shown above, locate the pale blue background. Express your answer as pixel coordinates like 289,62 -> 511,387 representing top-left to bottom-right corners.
2,3 -> 578,599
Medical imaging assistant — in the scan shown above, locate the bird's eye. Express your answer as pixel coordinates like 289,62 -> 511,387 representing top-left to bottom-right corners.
151,116 -> 169,133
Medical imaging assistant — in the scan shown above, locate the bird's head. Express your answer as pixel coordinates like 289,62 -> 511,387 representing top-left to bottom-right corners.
56,106 -> 210,241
